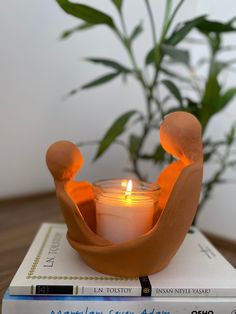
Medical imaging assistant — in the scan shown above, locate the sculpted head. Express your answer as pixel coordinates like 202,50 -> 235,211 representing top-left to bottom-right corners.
160,112 -> 202,164
46,140 -> 83,181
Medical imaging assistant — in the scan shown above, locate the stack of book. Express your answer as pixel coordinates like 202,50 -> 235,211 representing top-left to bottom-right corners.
2,223 -> 236,314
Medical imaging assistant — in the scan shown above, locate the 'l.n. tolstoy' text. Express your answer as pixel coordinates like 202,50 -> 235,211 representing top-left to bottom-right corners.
43,232 -> 62,268
94,288 -> 133,294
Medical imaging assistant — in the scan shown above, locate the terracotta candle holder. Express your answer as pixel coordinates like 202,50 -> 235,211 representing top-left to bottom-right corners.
46,111 -> 203,277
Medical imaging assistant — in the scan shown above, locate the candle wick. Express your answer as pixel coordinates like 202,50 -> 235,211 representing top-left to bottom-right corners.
124,192 -> 131,200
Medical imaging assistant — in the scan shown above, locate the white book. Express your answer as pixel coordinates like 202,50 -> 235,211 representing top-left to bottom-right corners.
9,223 -> 236,297
2,290 -> 236,314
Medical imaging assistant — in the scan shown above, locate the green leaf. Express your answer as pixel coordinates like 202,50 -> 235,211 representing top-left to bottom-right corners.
129,22 -> 143,43
145,44 -> 159,65
202,73 -> 220,106
203,140 -> 223,162
85,58 -> 131,73
228,160 -> 236,168
196,19 -> 236,33
60,22 -> 93,39
211,33 -> 221,53
165,15 -> 206,46
94,111 -> 138,160
153,145 -> 165,163
145,44 -> 161,65
56,0 -> 115,28
201,72 -> 221,129
201,69 -> 236,124
111,0 -> 123,11
81,72 -> 120,89
140,145 -> 166,163
185,98 -> 200,119
146,44 -> 189,66
128,134 -> 142,159
204,151 -> 213,162
162,79 -> 182,104
226,124 -> 236,145
138,154 -> 153,160
228,16 -> 236,24
199,58 -> 235,73
160,67 -> 190,83
213,61 -> 228,74
217,88 -> 236,112
162,0 -> 173,35
210,59 -> 236,74
162,44 -> 190,65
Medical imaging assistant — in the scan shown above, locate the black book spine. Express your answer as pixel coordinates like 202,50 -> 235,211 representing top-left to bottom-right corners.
36,285 -> 73,295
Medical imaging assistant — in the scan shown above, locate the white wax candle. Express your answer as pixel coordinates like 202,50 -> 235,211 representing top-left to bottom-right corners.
95,180 -> 156,244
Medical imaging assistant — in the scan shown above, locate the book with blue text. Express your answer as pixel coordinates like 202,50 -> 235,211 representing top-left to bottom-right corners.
2,290 -> 236,314
9,223 -> 236,297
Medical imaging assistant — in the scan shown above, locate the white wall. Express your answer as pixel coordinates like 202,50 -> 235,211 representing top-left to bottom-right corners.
0,0 -> 235,240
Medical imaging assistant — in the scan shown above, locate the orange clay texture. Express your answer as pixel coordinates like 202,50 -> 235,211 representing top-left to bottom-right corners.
46,112 -> 203,277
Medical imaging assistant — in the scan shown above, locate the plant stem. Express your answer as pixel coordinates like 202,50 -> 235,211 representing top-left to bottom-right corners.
148,1 -> 173,101
150,0 -> 185,92
120,9 -> 128,36
113,8 -> 159,180
162,0 -> 185,41
155,86 -> 165,119
117,11 -> 145,86
145,0 -> 158,65
116,9 -> 155,123
144,0 -> 162,121
132,125 -> 150,181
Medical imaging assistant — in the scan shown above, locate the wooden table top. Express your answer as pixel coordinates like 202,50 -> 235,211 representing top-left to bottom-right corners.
0,192 -> 236,311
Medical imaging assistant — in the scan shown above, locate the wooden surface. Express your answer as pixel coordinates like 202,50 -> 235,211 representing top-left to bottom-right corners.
0,192 -> 236,311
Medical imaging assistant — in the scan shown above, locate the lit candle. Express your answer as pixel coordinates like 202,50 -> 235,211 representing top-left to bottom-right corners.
93,179 -> 160,244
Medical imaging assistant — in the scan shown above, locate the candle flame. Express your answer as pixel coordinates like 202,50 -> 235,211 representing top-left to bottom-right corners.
125,179 -> 133,198
127,179 -> 133,193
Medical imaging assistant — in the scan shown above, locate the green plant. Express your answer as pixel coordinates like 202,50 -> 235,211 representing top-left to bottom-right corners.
56,0 -> 236,224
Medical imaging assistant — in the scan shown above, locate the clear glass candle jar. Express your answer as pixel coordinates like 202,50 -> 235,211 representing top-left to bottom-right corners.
93,179 -> 160,244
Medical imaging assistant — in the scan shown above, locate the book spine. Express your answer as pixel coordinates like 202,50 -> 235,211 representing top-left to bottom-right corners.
9,285 -> 142,297
81,286 -> 141,297
9,285 -> 236,298
152,287 -> 236,298
2,297 -> 236,314
9,286 -> 32,296
80,286 -> 236,298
